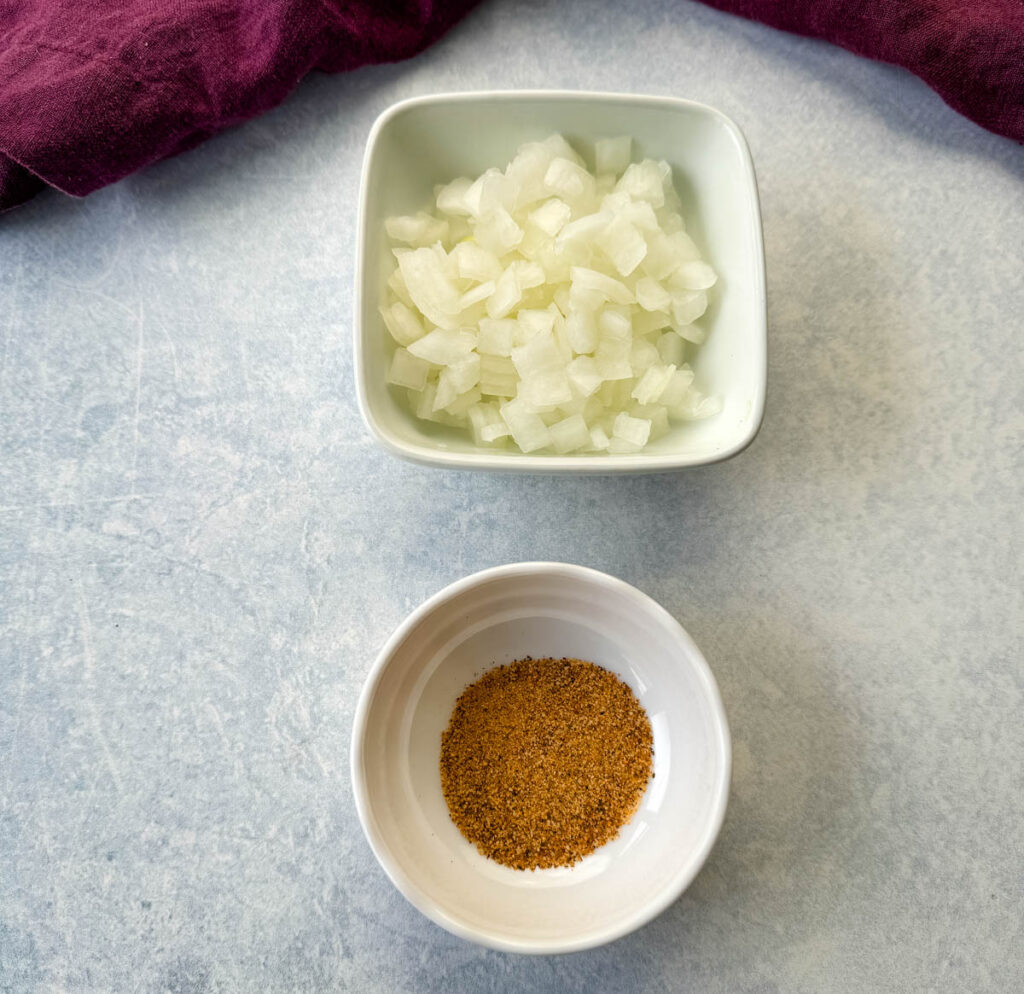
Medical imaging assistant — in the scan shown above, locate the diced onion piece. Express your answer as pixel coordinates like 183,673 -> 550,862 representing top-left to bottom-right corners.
631,363 -> 677,405
571,267 -> 633,305
657,330 -> 686,366
594,136 -> 632,177
672,260 -> 718,290
674,321 -> 707,345
635,277 -> 672,313
505,135 -> 582,209
445,353 -> 481,394
664,230 -> 702,265
612,411 -> 652,449
433,368 -> 459,411
528,199 -> 572,236
615,161 -> 666,207
630,339 -> 660,375
517,309 -> 556,343
478,318 -> 517,356
481,423 -> 509,442
463,168 -> 515,219
481,422 -> 512,443
556,396 -> 586,418
387,267 -> 414,308
567,356 -> 604,397
458,280 -> 496,311
630,403 -> 670,441
414,391 -> 463,426
480,379 -> 517,399
589,425 -> 610,451
670,290 -> 708,326
398,247 -> 462,328
436,177 -> 474,215
582,394 -> 605,423
412,381 -> 438,421
379,301 -> 424,347
511,331 -> 562,379
387,348 -> 431,390
569,283 -> 606,314
519,369 -> 573,411
468,402 -> 510,446
659,366 -> 696,408
641,232 -> 680,281
659,209 -> 685,233
597,307 -> 631,340
620,200 -> 658,232
596,216 -> 647,277
544,157 -> 595,203
595,342 -> 632,381
385,212 -> 448,246
510,260 -> 545,290
549,414 -> 591,453
500,398 -> 551,453
539,134 -> 586,167
486,267 -> 521,319
451,242 -> 502,282
556,211 -> 612,248
445,386 -> 482,416
478,354 -> 517,397
407,328 -> 476,365
632,309 -> 671,335
565,311 -> 597,354
477,356 -> 516,386
473,207 -> 523,256
599,379 -> 633,410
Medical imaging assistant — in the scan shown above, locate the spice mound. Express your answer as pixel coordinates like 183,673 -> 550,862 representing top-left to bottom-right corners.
440,657 -> 654,870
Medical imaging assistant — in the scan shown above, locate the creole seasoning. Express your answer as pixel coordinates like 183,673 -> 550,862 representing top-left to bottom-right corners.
440,657 -> 654,870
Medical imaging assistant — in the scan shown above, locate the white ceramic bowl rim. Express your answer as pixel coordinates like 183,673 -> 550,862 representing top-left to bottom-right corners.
354,89 -> 767,474
350,562 -> 731,954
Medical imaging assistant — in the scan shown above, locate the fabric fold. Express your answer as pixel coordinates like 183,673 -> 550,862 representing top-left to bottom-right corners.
694,0 -> 1024,143
0,0 -> 482,212
1,0 -> 1021,213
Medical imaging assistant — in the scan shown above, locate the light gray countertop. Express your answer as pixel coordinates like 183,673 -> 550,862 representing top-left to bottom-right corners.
2,1 -> 1022,991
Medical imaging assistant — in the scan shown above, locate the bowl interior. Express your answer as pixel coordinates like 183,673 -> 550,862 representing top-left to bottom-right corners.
357,92 -> 766,471
354,567 -> 730,951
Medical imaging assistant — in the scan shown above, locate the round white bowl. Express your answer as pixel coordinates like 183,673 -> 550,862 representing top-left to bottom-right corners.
350,563 -> 731,954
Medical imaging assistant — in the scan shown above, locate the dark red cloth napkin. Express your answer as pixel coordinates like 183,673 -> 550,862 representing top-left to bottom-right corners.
695,0 -> 1024,143
0,0 -> 482,212
1,1 -> 1022,214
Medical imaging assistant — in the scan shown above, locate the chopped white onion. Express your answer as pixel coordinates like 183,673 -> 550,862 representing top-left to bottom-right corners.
382,134 -> 720,453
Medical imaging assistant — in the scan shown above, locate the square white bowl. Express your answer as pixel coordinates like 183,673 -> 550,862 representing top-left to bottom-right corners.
354,90 -> 766,473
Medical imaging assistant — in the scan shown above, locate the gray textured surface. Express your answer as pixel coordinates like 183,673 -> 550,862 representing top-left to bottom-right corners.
2,0 -> 1023,990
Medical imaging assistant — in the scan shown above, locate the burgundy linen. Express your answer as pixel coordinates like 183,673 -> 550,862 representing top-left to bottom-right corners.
1,1 -> 1021,214
696,0 -> 1024,143
0,0 -> 481,212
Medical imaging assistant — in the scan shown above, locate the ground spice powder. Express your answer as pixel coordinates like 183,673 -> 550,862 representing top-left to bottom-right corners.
440,657 -> 654,870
